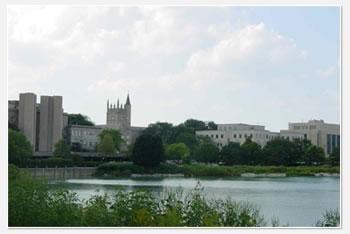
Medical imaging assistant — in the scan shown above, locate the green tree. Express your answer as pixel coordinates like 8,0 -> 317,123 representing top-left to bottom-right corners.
220,142 -> 244,165
207,121 -> 217,130
53,139 -> 71,158
262,138 -> 296,166
99,129 -> 124,151
193,142 -> 219,163
68,113 -> 94,126
184,119 -> 207,131
241,138 -> 262,165
98,133 -> 116,157
165,143 -> 190,161
292,138 -> 312,164
329,146 -> 340,166
304,145 -> 326,165
143,122 -> 176,145
175,132 -> 198,150
8,128 -> 32,166
132,134 -> 165,166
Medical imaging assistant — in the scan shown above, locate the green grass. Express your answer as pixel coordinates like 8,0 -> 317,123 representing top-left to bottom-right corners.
95,162 -> 339,178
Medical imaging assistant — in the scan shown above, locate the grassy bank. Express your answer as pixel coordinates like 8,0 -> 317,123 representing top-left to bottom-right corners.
94,162 -> 339,178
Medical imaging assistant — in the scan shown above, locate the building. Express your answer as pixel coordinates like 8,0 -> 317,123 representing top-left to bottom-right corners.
68,125 -> 103,151
67,94 -> 145,152
38,96 -> 64,152
8,93 -> 66,154
104,94 -> 145,145
18,93 -> 37,151
288,120 -> 340,155
196,123 -> 304,148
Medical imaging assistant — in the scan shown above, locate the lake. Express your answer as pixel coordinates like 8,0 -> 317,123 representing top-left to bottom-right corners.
49,176 -> 340,227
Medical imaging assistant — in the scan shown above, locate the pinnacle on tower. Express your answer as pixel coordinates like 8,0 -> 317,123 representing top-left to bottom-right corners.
117,99 -> 120,109
125,92 -> 131,105
107,99 -> 109,109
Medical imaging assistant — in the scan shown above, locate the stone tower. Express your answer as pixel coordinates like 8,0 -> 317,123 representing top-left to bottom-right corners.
106,93 -> 131,133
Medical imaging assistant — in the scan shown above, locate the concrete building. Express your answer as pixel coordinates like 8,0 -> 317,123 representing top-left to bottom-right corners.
288,120 -> 340,155
18,93 -> 37,151
8,93 -> 65,154
38,96 -> 64,152
196,123 -> 304,148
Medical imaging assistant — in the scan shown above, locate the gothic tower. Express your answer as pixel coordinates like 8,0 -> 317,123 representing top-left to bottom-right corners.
106,94 -> 131,133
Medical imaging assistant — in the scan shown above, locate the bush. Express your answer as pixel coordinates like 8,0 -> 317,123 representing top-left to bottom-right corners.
9,165 -> 266,227
315,209 -> 340,227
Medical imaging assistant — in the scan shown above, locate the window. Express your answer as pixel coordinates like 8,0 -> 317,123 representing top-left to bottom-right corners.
244,134 -> 247,138
216,134 -> 218,138
221,134 -> 224,138
233,134 -> 237,138
239,134 -> 242,138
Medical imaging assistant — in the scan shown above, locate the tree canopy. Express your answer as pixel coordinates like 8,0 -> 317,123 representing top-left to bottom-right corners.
53,139 -> 71,158
98,129 -> 124,151
193,142 -> 219,164
68,114 -> 94,126
165,143 -> 190,161
8,128 -> 32,166
98,133 -> 116,157
132,134 -> 164,166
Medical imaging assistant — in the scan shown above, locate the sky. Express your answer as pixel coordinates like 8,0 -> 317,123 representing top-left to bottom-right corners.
7,6 -> 340,131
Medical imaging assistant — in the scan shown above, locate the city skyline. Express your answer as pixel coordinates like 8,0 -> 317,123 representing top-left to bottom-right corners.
8,6 -> 340,131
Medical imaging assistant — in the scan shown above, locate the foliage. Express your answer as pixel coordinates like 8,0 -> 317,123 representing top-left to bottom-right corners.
53,139 -> 71,158
165,143 -> 190,161
9,167 -> 267,227
262,138 -> 298,166
315,209 -> 340,227
304,145 -> 326,166
132,134 -> 165,166
184,119 -> 207,131
143,122 -> 176,145
329,147 -> 340,166
8,128 -> 32,166
8,122 -> 19,131
193,142 -> 220,164
175,131 -> 198,152
220,142 -> 245,165
98,133 -> 116,157
98,129 -> 124,151
68,113 -> 94,126
241,138 -> 263,165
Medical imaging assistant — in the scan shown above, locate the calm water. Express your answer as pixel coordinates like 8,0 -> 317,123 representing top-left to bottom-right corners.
49,176 -> 340,227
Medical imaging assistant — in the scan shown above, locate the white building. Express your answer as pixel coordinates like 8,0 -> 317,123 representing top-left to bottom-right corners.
288,120 -> 340,155
68,125 -> 103,151
196,123 -> 304,148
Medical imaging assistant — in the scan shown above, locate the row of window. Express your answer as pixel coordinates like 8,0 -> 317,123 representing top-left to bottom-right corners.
71,129 -> 97,137
293,125 -> 316,130
206,133 -> 276,140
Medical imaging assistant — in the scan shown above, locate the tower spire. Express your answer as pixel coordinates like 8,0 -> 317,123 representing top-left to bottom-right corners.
107,99 -> 109,109
126,92 -> 131,105
117,99 -> 120,109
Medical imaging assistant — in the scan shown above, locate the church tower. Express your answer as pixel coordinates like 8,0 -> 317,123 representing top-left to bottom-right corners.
106,94 -> 131,133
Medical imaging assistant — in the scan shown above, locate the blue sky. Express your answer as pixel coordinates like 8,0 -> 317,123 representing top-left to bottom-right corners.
7,6 -> 340,131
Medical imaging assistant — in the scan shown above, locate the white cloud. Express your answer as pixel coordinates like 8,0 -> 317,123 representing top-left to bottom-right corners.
317,65 -> 337,78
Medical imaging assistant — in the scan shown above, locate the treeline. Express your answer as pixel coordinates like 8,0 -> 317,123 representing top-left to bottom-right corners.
132,120 -> 340,167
